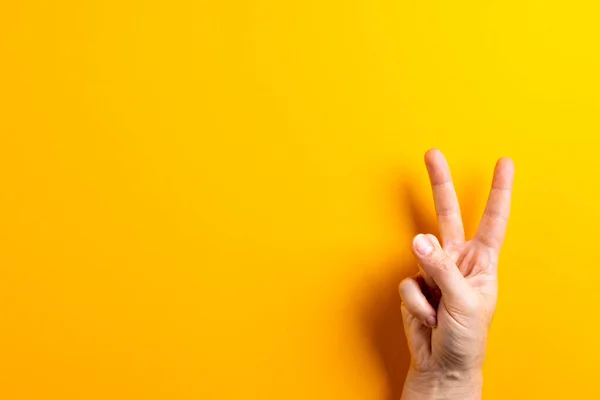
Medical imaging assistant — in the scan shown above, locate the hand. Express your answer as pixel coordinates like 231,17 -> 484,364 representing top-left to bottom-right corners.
399,149 -> 514,400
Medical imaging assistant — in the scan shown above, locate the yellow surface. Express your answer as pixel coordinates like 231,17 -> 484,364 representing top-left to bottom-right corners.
0,1 -> 598,399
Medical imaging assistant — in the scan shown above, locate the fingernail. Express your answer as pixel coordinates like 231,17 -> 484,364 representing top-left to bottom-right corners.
414,234 -> 433,256
426,315 -> 437,328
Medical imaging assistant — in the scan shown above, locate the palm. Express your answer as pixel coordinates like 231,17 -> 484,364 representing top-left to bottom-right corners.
402,150 -> 514,372
455,240 -> 499,310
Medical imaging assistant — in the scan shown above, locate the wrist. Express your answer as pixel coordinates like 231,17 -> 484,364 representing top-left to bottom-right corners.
401,367 -> 483,400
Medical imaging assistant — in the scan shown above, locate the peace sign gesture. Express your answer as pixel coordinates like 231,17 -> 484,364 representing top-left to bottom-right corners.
399,149 -> 514,400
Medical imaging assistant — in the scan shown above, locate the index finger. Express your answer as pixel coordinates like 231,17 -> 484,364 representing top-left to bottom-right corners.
425,149 -> 465,249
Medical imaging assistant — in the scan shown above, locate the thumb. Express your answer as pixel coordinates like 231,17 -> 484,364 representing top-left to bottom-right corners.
412,234 -> 476,311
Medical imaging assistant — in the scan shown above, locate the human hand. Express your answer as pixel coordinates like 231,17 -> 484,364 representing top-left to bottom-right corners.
399,149 -> 514,400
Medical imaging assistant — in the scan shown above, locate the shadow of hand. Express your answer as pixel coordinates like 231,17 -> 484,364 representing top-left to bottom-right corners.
360,180 -> 438,400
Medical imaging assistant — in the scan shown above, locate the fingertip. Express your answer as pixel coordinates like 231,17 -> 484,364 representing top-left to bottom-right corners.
413,234 -> 434,256
426,315 -> 437,328
424,148 -> 444,166
424,149 -> 452,185
497,157 -> 514,172
493,157 -> 515,189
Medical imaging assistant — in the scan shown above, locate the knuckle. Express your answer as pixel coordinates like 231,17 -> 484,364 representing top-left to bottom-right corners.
398,280 -> 407,296
438,259 -> 453,273
431,252 -> 452,273
398,278 -> 414,297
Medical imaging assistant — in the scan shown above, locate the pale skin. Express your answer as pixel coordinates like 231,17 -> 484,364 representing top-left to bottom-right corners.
399,149 -> 514,400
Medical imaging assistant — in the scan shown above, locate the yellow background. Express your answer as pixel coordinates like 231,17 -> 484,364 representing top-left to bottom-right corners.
0,0 -> 598,399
